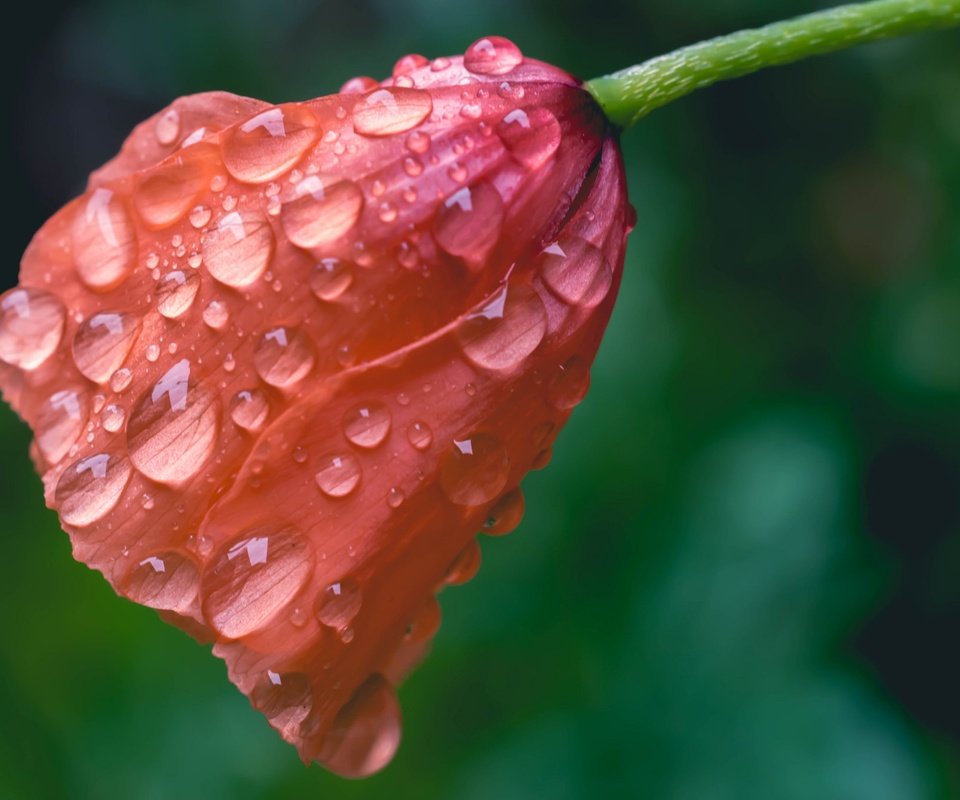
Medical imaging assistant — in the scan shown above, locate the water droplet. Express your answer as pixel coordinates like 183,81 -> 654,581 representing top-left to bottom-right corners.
254,327 -> 315,388
0,288 -> 65,370
71,189 -> 138,291
539,238 -> 612,308
145,343 -> 160,362
222,105 -> 320,184
290,606 -> 307,627
315,577 -> 362,633
402,156 -> 423,177
483,489 -> 525,535
498,107 -> 561,170
134,144 -> 215,228
230,388 -> 269,432
202,300 -> 229,330
110,368 -> 133,393
156,269 -> 200,318
548,356 -> 590,409
353,88 -> 432,137
378,201 -> 398,223
386,487 -> 404,508
405,597 -> 441,643
127,359 -> 220,484
464,36 -> 523,76
318,675 -> 401,779
189,204 -> 212,228
340,76 -> 379,94
280,177 -> 364,248
460,103 -> 482,120
72,311 -> 141,383
406,421 -> 432,451
393,53 -> 428,76
310,258 -> 354,301
55,453 -> 132,527
405,130 -> 430,154
292,446 -> 308,464
439,434 -> 510,506
444,538 -> 482,585
315,453 -> 361,498
433,183 -> 504,263
342,402 -> 391,449
252,671 -> 312,726
101,403 -> 126,433
120,551 -> 199,612
203,210 -> 275,288
155,108 -> 181,145
447,162 -> 467,183
531,421 -> 554,448
430,57 -> 451,72
36,389 -> 87,463
457,284 -> 546,371
201,525 -> 314,639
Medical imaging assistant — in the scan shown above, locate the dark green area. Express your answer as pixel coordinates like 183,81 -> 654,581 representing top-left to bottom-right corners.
2,1 -> 959,798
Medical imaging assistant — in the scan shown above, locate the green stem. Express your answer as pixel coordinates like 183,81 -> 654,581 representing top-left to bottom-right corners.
586,0 -> 960,128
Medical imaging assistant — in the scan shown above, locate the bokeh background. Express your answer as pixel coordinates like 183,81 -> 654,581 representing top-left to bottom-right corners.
2,1 -> 959,798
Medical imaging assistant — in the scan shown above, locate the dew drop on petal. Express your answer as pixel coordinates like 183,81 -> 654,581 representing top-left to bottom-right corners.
189,205 -> 212,229
203,210 -> 275,288
393,53 -> 428,76
315,577 -> 362,632
405,130 -> 430,154
497,107 -> 561,170
433,183 -> 504,263
315,453 -> 361,498
310,258 -> 354,301
457,284 -> 546,371
72,311 -> 141,383
353,88 -> 433,137
55,453 -> 132,527
254,327 -> 315,388
405,597 -> 441,643
281,177 -> 364,248
0,288 -> 65,370
319,675 -> 402,779
463,36 -> 523,76
155,108 -> 181,145
252,671 -> 312,726
127,359 -> 220,484
340,76 -> 378,94
35,388 -> 88,464
222,105 -> 320,184
134,145 -> 216,228
483,489 -> 525,535
548,356 -> 590,409
101,403 -> 126,433
120,551 -> 199,612
156,269 -> 201,318
444,538 -> 482,585
539,237 -> 612,308
72,189 -> 138,291
342,402 -> 391,449
202,300 -> 229,330
406,421 -> 432,451
201,525 -> 314,639
439,434 -> 510,506
230,388 -> 269,432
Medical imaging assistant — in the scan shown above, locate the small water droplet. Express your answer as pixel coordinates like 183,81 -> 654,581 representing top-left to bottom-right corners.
439,434 -> 510,506
222,105 -> 320,184
156,270 -> 200,319
342,402 -> 391,449
145,343 -> 160,362
310,258 -> 354,301
406,421 -> 432,451
464,36 -> 523,75
55,453 -> 132,527
405,130 -> 430,154
254,327 -> 315,388
386,487 -> 404,508
230,388 -> 269,432
189,204 -> 212,228
402,156 -> 423,177
0,288 -> 66,370
292,446 -> 309,464
290,606 -> 308,627
202,300 -> 230,330
539,238 -> 612,308
340,76 -> 379,94
201,524 -> 314,639
447,162 -> 468,183
457,284 -> 546,371
315,453 -> 361,498
134,144 -> 215,228
548,356 -> 590,409
210,174 -> 227,192
223,352 -> 236,372
378,201 -> 398,223
101,403 -> 126,433
127,359 -> 221,484
433,183 -> 504,265
498,107 -> 561,170
430,56 -> 451,72
72,311 -> 141,383
72,189 -> 138,291
353,87 -> 433,137
483,489 -> 525,535
155,108 -> 181,145
444,538 -> 482,585
393,53 -> 428,76
315,577 -> 362,633
36,389 -> 88,464
281,177 -> 364,248
203,210 -> 275,288
110,367 -> 133,393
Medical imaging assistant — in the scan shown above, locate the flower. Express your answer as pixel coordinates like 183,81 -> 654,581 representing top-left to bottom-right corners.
0,36 -> 630,776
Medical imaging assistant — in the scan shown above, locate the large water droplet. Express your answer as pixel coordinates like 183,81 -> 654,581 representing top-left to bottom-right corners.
120,551 -> 199,612
352,88 -> 432,137
203,210 -> 275,288
439,434 -> 510,506
202,300 -> 229,330
127,359 -> 220,484
222,105 -> 320,184
444,539 -> 482,585
72,189 -> 138,290
230,388 -> 269,432
315,453 -> 361,498
315,577 -> 362,633
463,36 -> 523,76
280,177 -> 364,248
539,238 -> 612,308
252,671 -> 312,727
201,524 -> 314,639
319,675 -> 401,779
156,269 -> 201,318
71,311 -> 141,383
457,284 -> 546,371
134,144 -> 216,228
433,183 -> 504,263
155,108 -> 181,145
548,356 -> 590,409
497,107 -> 561,170
55,453 -> 132,527
35,388 -> 88,464
342,403 -> 391,449
310,258 -> 354,301
254,327 -> 315,388
0,287 -> 65,370
483,489 -> 525,535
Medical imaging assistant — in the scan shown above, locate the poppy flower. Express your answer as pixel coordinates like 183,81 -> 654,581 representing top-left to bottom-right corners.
0,36 -> 629,776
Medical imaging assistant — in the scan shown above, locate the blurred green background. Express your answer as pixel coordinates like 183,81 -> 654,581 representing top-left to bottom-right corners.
2,1 -> 959,798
